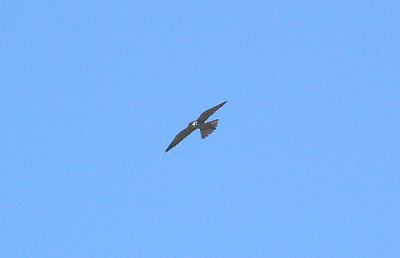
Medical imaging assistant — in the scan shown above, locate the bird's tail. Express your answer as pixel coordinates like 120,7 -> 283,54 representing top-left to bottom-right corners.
200,119 -> 219,139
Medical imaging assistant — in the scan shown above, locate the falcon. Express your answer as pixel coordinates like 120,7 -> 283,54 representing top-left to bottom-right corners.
165,101 -> 227,152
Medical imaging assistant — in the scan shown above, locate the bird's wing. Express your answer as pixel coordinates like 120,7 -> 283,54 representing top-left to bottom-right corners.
197,101 -> 227,123
165,126 -> 196,152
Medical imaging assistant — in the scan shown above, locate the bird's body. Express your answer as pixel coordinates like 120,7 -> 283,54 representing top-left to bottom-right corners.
165,101 -> 227,152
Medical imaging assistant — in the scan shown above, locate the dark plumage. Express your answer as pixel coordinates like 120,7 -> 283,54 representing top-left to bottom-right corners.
165,101 -> 227,152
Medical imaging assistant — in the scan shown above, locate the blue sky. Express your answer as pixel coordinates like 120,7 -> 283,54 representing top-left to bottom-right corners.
1,1 -> 399,257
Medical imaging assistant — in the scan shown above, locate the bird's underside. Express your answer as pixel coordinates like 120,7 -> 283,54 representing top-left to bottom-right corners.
165,101 -> 227,152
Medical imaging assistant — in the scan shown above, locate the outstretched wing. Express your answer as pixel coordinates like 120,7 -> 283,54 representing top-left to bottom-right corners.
197,101 -> 227,123
165,126 -> 196,152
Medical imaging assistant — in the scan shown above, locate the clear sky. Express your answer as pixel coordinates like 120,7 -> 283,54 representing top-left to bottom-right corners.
1,1 -> 399,257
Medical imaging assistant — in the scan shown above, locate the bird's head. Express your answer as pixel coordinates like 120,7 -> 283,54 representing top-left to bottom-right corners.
188,121 -> 197,128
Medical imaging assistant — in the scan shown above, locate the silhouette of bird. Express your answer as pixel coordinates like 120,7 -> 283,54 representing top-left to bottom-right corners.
165,101 -> 227,153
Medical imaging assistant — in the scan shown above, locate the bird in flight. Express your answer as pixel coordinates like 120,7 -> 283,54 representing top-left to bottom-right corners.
165,101 -> 227,153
